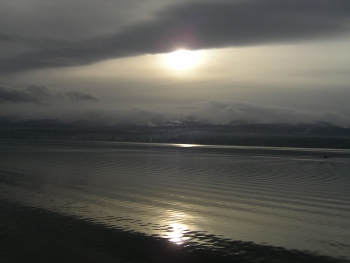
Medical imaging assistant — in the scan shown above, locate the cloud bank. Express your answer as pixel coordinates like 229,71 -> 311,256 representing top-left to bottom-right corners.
1,96 -> 349,126
0,85 -> 99,103
1,0 -> 349,73
189,100 -> 350,126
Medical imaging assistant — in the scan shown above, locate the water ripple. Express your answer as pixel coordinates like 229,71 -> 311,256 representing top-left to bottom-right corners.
1,140 -> 350,260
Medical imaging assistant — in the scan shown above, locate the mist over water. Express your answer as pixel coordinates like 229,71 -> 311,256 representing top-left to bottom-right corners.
1,140 -> 350,262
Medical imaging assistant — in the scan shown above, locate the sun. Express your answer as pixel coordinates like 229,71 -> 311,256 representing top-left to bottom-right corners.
165,49 -> 200,70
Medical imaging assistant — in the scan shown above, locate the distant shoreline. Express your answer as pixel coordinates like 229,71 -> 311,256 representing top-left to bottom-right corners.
1,122 -> 350,149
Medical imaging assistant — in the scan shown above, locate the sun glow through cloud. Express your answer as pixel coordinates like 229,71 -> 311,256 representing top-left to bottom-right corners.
165,49 -> 201,71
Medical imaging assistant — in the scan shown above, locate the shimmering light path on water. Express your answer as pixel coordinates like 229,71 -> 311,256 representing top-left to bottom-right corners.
1,140 -> 350,262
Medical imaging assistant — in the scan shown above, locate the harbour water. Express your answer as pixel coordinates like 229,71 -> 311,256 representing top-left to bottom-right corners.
1,140 -> 350,262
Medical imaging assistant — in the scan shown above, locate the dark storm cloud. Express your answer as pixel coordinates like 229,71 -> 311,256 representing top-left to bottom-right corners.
1,0 -> 349,74
0,85 -> 99,103
0,34 -> 71,49
0,35 -> 12,42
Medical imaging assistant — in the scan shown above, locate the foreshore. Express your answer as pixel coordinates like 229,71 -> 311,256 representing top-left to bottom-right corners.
1,198 -> 348,263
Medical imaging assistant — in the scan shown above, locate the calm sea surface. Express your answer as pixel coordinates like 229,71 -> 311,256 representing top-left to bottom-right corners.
1,139 -> 350,262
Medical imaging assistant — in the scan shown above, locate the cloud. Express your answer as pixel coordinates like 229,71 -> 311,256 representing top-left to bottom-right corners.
0,85 -> 99,103
64,91 -> 99,102
1,0 -> 349,73
1,97 -> 349,126
188,100 -> 350,126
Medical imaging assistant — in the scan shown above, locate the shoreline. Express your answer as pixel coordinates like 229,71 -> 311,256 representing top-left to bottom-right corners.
1,198 -> 349,263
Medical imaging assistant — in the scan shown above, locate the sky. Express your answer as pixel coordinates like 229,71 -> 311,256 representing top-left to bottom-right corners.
1,0 -> 350,126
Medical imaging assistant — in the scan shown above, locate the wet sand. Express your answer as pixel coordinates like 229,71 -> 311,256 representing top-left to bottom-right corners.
1,198 -> 348,263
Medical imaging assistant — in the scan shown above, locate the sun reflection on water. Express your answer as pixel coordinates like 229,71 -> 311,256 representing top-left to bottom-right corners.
165,211 -> 190,245
176,144 -> 199,148
168,223 -> 189,244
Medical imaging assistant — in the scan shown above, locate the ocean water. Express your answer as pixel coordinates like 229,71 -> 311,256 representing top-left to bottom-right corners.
1,139 -> 350,263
